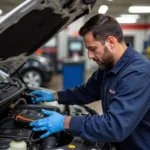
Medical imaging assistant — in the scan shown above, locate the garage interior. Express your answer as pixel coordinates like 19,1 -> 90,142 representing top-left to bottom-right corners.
0,1 -> 149,150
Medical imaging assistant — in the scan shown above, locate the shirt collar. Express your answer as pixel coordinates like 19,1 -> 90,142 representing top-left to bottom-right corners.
109,43 -> 136,74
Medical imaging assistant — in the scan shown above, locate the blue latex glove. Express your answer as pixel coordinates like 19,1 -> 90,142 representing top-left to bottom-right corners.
30,90 -> 54,103
30,109 -> 67,139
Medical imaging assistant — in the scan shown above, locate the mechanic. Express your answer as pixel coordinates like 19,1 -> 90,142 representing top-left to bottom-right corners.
30,14 -> 150,150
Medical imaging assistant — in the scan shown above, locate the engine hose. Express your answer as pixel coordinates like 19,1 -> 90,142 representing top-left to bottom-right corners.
14,98 -> 27,107
10,98 -> 27,109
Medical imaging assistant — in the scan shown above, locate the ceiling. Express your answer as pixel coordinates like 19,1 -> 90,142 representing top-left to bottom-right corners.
92,0 -> 150,19
0,0 -> 150,20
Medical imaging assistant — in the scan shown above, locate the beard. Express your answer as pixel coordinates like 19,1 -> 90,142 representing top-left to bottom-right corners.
97,45 -> 114,70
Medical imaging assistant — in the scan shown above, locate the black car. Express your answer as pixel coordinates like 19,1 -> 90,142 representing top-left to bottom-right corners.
0,1 -> 104,150
20,55 -> 54,87
0,55 -> 54,87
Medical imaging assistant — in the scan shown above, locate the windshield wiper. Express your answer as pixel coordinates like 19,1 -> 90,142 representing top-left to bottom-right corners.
0,82 -> 17,86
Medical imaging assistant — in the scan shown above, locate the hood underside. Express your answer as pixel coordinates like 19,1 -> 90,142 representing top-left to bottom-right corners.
0,0 -> 96,74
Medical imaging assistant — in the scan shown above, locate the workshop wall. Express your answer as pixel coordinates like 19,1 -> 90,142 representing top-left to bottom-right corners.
122,24 -> 150,53
57,17 -> 150,71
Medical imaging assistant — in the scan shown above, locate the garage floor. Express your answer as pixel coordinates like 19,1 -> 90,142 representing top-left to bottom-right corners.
47,71 -> 103,115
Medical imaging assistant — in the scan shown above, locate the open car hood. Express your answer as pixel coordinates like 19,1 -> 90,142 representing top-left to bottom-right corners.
0,0 -> 96,75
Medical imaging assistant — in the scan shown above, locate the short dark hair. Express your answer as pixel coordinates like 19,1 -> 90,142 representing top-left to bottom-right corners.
79,14 -> 124,44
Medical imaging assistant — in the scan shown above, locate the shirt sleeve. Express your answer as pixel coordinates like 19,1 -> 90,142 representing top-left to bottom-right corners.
69,70 -> 150,142
58,70 -> 102,105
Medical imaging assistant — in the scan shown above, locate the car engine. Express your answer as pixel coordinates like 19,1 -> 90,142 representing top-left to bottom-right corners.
0,78 -> 108,150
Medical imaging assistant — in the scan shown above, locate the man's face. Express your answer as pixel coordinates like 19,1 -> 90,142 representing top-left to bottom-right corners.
84,32 -> 114,70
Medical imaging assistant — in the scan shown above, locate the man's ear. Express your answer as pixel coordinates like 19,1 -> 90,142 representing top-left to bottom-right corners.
106,36 -> 116,50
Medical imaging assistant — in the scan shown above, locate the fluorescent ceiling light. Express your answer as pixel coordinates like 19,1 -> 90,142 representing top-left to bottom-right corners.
98,5 -> 108,14
116,17 -> 137,24
0,10 -> 2,14
129,6 -> 150,13
120,14 -> 140,19
108,0 -> 113,1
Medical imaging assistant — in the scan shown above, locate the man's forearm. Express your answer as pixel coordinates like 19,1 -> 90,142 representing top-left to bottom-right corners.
64,116 -> 72,130
54,92 -> 58,101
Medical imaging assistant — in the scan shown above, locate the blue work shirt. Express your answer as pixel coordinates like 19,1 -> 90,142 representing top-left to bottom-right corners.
58,43 -> 150,150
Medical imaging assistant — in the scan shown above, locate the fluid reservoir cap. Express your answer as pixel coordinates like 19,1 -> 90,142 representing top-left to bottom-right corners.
14,136 -> 24,142
68,144 -> 76,149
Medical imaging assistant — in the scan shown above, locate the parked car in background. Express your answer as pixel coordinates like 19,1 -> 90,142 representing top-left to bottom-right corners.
20,55 -> 54,87
0,55 -> 54,87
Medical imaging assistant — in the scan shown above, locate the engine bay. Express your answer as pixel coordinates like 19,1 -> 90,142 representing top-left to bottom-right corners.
0,103 -> 73,150
0,78 -> 107,150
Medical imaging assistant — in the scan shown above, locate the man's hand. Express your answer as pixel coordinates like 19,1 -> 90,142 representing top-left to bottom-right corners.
30,90 -> 54,103
30,109 -> 67,139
